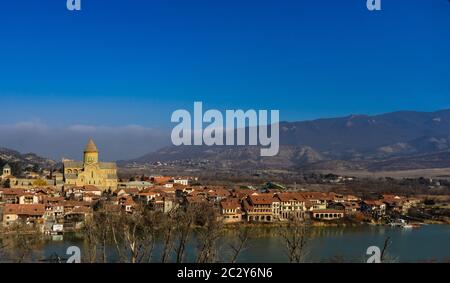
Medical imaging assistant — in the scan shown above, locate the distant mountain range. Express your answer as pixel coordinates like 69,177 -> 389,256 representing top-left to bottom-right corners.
125,109 -> 450,171
3,109 -> 450,173
0,147 -> 56,173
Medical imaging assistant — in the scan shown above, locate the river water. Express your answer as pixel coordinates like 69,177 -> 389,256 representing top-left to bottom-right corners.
13,224 -> 450,263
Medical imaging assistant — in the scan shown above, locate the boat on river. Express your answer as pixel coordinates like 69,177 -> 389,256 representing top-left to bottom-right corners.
389,219 -> 421,229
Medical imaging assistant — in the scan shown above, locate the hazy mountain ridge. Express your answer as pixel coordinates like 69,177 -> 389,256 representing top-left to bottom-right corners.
279,109 -> 450,156
3,109 -> 450,172
126,109 -> 450,171
129,145 -> 324,169
0,147 -> 56,172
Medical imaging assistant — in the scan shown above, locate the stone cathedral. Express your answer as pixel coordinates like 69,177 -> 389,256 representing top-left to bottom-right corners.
63,139 -> 118,191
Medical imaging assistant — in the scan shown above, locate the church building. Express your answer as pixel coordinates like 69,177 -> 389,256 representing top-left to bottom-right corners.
63,139 -> 118,191
1,163 -> 13,181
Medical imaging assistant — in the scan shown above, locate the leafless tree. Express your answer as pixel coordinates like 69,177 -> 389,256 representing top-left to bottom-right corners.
92,206 -> 110,263
116,206 -> 157,263
108,209 -> 127,263
380,236 -> 390,262
0,243 -> 7,262
173,207 -> 196,263
160,214 -> 175,263
380,236 -> 398,263
280,216 -> 310,263
195,205 -> 223,263
8,222 -> 43,263
0,227 -> 8,262
83,216 -> 99,263
228,227 -> 250,263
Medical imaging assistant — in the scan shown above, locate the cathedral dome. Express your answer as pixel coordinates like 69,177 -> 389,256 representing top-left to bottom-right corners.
84,138 -> 99,153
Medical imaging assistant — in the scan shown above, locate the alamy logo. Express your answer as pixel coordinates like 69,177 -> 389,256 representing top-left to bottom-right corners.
367,0 -> 381,11
366,246 -> 381,263
67,0 -> 81,11
171,102 -> 280,157
66,246 -> 81,263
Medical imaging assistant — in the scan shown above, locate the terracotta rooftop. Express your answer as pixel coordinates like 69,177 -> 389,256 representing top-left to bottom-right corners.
70,206 -> 92,214
221,198 -> 241,210
248,194 -> 275,205
3,204 -> 45,216
83,185 -> 101,191
298,192 -> 331,201
186,195 -> 206,204
275,192 -> 306,202
63,200 -> 91,207
207,188 -> 231,198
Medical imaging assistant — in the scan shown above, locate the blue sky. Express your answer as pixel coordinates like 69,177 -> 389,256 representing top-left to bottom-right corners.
0,0 -> 449,159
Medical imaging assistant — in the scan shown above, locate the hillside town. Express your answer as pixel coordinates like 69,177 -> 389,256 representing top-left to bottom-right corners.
0,140 -> 440,236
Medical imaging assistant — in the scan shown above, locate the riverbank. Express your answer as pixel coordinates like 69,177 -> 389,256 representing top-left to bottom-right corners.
2,224 -> 448,263
222,219 -> 450,229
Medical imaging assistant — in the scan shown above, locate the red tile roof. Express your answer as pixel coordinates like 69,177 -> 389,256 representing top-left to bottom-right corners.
298,192 -> 332,201
3,204 -> 45,216
275,192 -> 306,202
220,198 -> 241,210
83,185 -> 101,191
248,194 -> 275,205
70,206 -> 92,214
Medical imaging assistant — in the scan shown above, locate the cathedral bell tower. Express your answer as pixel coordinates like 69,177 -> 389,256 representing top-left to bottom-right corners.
2,164 -> 11,178
83,138 -> 99,165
